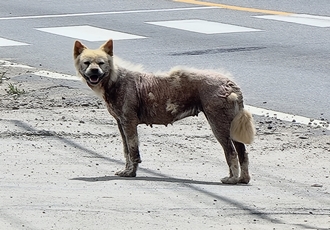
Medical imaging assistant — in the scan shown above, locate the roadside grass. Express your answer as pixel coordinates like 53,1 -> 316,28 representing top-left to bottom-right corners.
1,71 -> 26,96
0,71 -> 7,84
6,83 -> 26,96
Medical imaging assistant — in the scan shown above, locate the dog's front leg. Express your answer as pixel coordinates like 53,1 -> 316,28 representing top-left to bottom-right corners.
115,121 -> 141,177
116,121 -> 129,168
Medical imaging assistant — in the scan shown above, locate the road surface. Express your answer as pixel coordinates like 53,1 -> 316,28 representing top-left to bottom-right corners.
0,0 -> 329,120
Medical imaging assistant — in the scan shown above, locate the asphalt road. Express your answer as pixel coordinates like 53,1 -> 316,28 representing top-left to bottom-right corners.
0,0 -> 329,120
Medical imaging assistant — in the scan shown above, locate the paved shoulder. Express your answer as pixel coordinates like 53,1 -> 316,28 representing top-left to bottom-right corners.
1,63 -> 330,229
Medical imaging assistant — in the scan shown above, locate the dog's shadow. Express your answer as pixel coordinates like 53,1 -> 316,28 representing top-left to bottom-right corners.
70,175 -> 246,186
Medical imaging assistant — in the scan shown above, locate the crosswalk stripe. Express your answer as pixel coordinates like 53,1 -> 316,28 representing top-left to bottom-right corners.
0,9 -> 329,48
0,37 -> 29,47
146,19 -> 261,34
254,14 -> 330,27
36,25 -> 146,41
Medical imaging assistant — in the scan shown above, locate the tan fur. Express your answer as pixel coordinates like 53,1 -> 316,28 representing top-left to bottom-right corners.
227,92 -> 238,102
166,100 -> 179,114
230,109 -> 255,144
73,39 -> 255,184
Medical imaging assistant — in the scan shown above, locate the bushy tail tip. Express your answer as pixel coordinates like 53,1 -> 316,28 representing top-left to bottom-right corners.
230,109 -> 255,144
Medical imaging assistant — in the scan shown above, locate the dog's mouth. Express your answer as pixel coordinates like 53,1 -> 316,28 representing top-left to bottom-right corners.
84,74 -> 104,85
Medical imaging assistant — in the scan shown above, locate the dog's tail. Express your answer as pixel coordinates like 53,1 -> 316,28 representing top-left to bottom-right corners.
230,103 -> 255,144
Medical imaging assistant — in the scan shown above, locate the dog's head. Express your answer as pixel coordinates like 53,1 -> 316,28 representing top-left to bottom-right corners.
73,39 -> 114,86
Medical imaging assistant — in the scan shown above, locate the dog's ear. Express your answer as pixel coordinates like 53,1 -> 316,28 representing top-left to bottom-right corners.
100,39 -> 113,56
73,40 -> 87,59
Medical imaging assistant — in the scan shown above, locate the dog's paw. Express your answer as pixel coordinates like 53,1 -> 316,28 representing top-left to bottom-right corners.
115,169 -> 137,177
238,176 -> 250,184
221,176 -> 239,184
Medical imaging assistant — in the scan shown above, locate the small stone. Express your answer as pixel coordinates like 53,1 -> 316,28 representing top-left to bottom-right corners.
311,184 -> 323,187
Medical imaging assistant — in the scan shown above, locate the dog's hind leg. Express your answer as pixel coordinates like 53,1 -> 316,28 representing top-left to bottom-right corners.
206,115 -> 240,184
232,141 -> 250,184
115,121 -> 141,177
219,138 -> 240,184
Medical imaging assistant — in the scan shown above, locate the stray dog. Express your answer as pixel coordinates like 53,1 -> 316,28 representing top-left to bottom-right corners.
73,39 -> 255,184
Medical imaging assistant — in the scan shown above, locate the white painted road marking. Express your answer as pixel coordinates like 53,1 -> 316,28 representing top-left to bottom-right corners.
33,70 -> 79,81
0,7 -> 216,20
0,60 -> 33,68
36,25 -> 145,41
245,105 -> 329,130
146,19 -> 261,34
0,37 -> 29,46
255,14 -> 330,27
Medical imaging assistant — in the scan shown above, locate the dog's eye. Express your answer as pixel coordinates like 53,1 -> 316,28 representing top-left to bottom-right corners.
84,61 -> 91,66
98,61 -> 105,65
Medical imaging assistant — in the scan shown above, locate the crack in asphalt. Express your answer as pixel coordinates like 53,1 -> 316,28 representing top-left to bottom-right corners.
171,46 -> 266,56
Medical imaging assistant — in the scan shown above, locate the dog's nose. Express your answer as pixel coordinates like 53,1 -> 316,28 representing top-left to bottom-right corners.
90,68 -> 99,74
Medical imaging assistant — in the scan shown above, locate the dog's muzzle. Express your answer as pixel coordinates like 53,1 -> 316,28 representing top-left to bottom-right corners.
84,69 -> 104,85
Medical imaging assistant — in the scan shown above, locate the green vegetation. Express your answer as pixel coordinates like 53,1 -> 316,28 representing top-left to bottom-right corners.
0,71 -> 7,84
6,83 -> 25,95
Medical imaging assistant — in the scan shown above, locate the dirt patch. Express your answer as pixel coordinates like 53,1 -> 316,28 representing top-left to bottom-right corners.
1,63 -> 330,229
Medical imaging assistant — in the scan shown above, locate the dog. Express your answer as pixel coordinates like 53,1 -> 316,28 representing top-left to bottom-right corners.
73,39 -> 255,184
